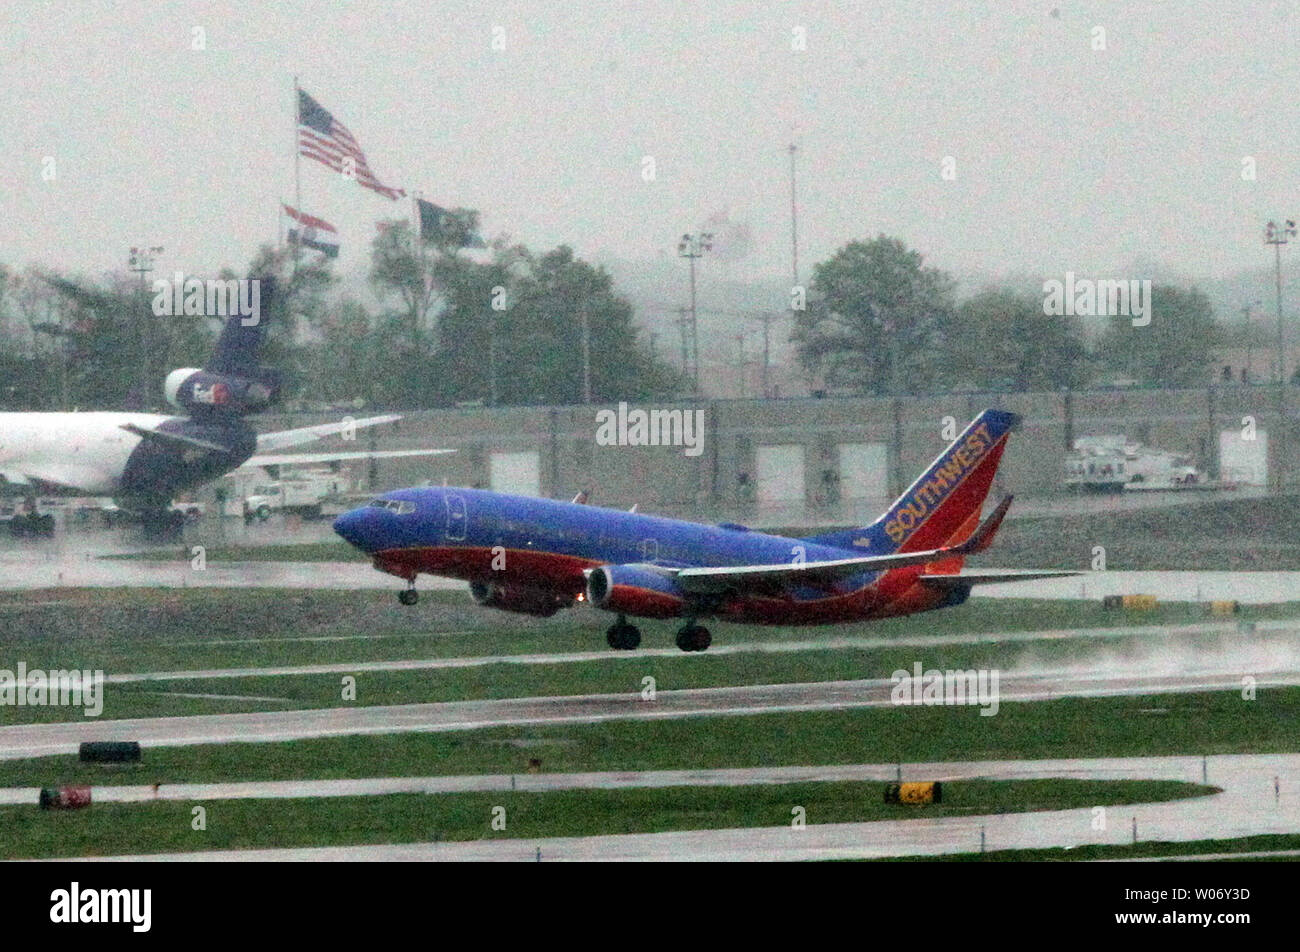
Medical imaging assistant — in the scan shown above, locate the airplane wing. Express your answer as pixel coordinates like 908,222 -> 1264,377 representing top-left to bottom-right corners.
255,414 -> 403,453
0,467 -> 100,494
674,497 -> 1014,595
243,448 -> 455,468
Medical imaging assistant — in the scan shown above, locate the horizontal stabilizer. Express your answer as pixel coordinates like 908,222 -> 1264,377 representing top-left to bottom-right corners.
121,423 -> 233,455
255,414 -> 402,453
244,448 -> 455,468
919,569 -> 1082,590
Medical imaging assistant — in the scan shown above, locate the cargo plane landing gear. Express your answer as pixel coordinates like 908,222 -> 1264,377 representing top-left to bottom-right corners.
606,615 -> 641,650
675,622 -> 711,652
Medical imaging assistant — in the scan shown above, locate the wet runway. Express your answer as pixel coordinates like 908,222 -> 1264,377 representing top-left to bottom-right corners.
4,670 -> 1300,760
42,752 -> 1300,861
2,548 -> 1298,605
981,570 -> 1300,604
51,615 -> 1295,685
0,552 -> 455,591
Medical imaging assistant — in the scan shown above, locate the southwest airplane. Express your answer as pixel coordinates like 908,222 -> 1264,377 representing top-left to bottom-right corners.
334,408 -> 1071,652
0,276 -> 447,532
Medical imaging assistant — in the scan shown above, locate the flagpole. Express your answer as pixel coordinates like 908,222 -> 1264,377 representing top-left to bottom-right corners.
413,191 -> 426,347
292,75 -> 301,283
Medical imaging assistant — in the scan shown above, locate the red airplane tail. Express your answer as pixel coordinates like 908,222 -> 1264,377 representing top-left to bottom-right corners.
805,408 -> 1019,555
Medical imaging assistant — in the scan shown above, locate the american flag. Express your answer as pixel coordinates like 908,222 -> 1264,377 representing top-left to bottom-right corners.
297,88 -> 406,201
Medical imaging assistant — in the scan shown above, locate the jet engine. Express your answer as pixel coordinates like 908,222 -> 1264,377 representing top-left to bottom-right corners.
468,581 -> 573,618
584,564 -> 687,618
164,367 -> 281,418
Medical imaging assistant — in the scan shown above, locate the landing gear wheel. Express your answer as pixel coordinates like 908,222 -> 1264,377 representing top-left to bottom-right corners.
605,621 -> 642,650
398,588 -> 419,606
675,624 -> 712,652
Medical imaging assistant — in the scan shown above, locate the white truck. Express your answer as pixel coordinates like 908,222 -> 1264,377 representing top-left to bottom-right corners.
1064,435 -> 1204,492
240,470 -> 355,521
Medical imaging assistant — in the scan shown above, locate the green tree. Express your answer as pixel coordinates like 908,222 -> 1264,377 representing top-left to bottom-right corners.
948,287 -> 1090,391
793,235 -> 956,394
368,209 -> 480,354
1098,284 -> 1219,387
366,225 -> 682,407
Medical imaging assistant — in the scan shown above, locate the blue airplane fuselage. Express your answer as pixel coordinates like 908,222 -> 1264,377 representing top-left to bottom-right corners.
333,486 -> 961,625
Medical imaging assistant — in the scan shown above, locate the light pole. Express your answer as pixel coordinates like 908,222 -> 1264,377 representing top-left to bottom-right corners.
734,332 -> 748,398
1264,220 -> 1295,384
677,232 -> 713,396
1241,300 -> 1261,383
788,143 -> 799,290
580,299 -> 591,404
128,245 -> 163,407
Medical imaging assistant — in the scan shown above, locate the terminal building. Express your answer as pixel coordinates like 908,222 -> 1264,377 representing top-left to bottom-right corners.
246,384 -> 1292,529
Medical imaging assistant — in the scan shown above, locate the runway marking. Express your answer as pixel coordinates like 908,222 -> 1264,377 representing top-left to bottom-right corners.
158,630 -> 497,648
131,690 -> 298,704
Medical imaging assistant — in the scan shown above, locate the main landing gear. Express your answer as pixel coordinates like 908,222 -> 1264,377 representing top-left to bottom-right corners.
606,615 -> 641,650
397,584 -> 419,606
602,617 -> 710,652
675,622 -> 711,653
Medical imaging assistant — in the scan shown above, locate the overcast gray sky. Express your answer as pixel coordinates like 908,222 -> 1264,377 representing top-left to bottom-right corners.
3,0 -> 1299,287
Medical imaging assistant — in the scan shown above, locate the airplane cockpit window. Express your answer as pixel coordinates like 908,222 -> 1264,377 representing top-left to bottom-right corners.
368,499 -> 417,515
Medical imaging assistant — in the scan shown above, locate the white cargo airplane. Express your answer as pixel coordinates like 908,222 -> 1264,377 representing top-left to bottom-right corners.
0,276 -> 451,532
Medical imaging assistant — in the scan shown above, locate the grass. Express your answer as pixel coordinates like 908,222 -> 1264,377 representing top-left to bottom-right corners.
0,586 -> 1290,723
18,621 -> 1274,723
2,687 -> 1295,788
0,778 -> 1213,859
0,587 -> 1289,678
873,832 -> 1300,861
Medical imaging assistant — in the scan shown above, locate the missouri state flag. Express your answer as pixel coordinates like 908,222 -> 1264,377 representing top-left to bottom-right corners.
283,204 -> 340,258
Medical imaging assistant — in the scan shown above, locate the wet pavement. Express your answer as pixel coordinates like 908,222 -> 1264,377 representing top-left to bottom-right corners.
3,670 -> 1299,761
39,751 -> 1300,861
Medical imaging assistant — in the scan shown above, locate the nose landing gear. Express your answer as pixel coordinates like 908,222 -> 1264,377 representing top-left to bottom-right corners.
397,585 -> 418,606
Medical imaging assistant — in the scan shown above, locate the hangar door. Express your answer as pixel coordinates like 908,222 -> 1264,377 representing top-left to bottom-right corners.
489,451 -> 541,496
837,443 -> 888,499
1219,429 -> 1268,486
755,444 -> 806,505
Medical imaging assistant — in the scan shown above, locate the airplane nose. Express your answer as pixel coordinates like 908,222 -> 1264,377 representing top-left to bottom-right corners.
333,508 -> 373,552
